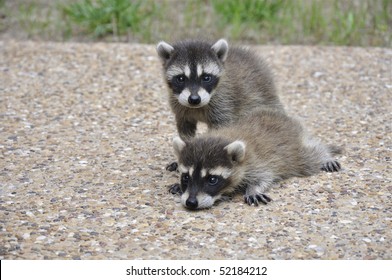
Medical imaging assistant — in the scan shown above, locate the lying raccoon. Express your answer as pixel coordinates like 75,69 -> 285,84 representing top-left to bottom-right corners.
171,109 -> 342,210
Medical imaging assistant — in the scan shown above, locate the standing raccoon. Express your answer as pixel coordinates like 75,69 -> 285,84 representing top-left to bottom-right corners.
172,109 -> 342,210
156,38 -> 284,140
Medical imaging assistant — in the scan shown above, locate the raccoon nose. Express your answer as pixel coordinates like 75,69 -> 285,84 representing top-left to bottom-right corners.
188,95 -> 201,105
186,197 -> 198,209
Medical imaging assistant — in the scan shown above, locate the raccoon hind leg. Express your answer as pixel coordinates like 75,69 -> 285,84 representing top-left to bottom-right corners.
301,134 -> 342,174
321,160 -> 341,172
320,145 -> 342,172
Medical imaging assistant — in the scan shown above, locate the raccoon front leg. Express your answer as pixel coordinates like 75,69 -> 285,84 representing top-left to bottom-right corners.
166,119 -> 198,172
177,118 -> 197,139
244,193 -> 272,206
168,183 -> 182,195
244,182 -> 273,206
165,162 -> 178,172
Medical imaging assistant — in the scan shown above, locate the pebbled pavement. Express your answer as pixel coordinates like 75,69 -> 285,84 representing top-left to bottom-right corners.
0,41 -> 391,259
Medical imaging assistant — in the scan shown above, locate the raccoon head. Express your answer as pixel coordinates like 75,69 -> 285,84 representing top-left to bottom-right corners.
172,136 -> 246,210
156,39 -> 229,108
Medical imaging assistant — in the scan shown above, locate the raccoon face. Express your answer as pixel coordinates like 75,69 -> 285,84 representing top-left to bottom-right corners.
172,136 -> 246,210
179,166 -> 231,209
157,39 -> 229,108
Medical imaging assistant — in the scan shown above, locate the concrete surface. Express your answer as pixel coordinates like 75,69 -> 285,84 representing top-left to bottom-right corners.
0,41 -> 391,259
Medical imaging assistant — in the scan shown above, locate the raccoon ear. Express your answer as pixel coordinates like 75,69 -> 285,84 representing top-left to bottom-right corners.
211,39 -> 229,62
156,41 -> 174,62
173,137 -> 186,158
224,140 -> 245,163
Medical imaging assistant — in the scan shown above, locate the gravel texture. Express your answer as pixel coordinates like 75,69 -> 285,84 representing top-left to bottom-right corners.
0,41 -> 391,259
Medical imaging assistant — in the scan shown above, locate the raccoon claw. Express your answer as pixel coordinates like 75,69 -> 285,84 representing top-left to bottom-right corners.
166,161 -> 178,172
168,183 -> 182,195
244,194 -> 272,206
321,160 -> 341,173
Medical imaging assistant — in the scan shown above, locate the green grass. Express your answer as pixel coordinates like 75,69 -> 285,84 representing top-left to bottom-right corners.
1,0 -> 391,47
209,0 -> 391,46
61,0 -> 151,39
212,0 -> 284,25
211,0 -> 285,39
18,3 -> 53,35
0,0 -> 5,32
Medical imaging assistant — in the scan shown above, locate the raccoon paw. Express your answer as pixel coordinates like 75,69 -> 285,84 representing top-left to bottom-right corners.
244,194 -> 272,206
168,183 -> 182,195
321,160 -> 341,172
166,161 -> 178,172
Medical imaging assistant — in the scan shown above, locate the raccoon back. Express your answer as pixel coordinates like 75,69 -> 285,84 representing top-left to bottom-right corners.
216,47 -> 283,112
209,109 -> 328,179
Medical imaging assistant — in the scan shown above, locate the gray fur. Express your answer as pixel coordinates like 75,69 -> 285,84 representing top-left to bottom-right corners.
157,39 -> 284,140
173,109 -> 342,209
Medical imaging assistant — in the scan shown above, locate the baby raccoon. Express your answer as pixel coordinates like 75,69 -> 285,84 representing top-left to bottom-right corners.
156,38 -> 283,140
171,109 -> 342,210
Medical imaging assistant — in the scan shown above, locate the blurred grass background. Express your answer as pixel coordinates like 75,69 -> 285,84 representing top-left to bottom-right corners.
0,0 -> 390,47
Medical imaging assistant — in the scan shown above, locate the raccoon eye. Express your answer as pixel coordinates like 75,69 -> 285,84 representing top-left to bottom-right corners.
201,74 -> 212,83
207,176 -> 219,186
175,75 -> 186,84
181,173 -> 190,183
